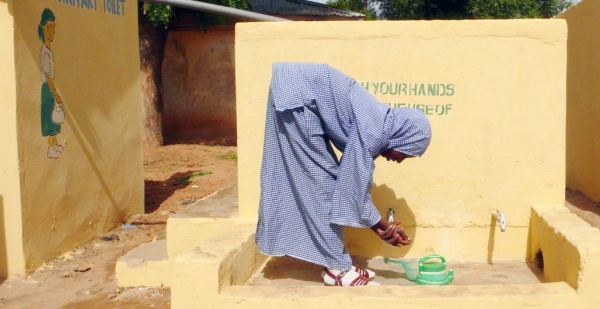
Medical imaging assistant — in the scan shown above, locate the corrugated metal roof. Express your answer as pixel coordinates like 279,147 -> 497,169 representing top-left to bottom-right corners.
249,0 -> 364,18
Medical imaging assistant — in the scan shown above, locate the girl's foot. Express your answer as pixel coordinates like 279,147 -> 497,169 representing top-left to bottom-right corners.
321,266 -> 376,280
322,268 -> 380,286
352,266 -> 376,279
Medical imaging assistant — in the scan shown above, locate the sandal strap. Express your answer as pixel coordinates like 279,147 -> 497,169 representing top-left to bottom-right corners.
349,274 -> 369,286
324,268 -> 370,286
354,267 -> 368,278
324,268 -> 346,286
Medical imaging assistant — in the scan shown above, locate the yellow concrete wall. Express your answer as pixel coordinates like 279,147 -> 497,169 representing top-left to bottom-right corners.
558,1 -> 600,201
236,20 -> 567,261
0,0 -> 26,278
7,0 -> 143,273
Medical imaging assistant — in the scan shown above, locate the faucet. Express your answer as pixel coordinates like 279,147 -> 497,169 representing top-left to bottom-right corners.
387,208 -> 395,223
492,210 -> 506,232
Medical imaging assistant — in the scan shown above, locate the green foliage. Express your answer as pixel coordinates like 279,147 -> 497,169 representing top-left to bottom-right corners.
378,0 -> 573,20
142,3 -> 173,28
216,151 -> 238,161
380,0 -> 471,20
142,0 -> 251,29
327,0 -> 379,20
142,0 -> 571,27
223,0 -> 249,10
179,0 -> 251,26
467,0 -> 573,19
176,171 -> 213,185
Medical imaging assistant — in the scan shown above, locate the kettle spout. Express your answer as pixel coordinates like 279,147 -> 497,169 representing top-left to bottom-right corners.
447,268 -> 454,284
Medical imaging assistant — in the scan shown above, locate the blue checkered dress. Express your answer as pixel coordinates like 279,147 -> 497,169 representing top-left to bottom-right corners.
255,63 -> 431,270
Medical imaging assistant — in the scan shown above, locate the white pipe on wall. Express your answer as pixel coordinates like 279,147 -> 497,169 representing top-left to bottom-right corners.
139,0 -> 291,22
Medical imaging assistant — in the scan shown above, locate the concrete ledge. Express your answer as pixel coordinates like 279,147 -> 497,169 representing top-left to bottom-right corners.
530,204 -> 600,301
115,240 -> 172,288
170,217 -> 584,309
221,283 -> 576,309
167,185 -> 240,257
172,221 -> 265,308
154,202 -> 600,309
116,185 -> 243,288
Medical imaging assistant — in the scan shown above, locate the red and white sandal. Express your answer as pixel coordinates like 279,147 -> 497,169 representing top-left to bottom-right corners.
322,269 -> 380,286
352,266 -> 376,279
321,266 -> 376,281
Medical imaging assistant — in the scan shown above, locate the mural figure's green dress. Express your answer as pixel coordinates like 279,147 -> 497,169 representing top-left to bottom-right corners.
40,44 -> 61,136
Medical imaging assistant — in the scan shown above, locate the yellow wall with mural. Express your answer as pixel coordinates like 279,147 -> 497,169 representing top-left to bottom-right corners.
236,20 -> 567,261
0,0 -> 143,276
0,0 -> 26,278
558,0 -> 600,201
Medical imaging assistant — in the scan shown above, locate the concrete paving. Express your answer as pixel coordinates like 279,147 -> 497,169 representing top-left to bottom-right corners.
183,185 -> 546,288
170,184 -> 238,219
248,255 -> 545,286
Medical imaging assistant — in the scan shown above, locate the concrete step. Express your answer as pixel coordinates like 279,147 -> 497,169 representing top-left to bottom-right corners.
116,184 -> 242,288
171,222 -> 263,309
167,184 -> 240,257
115,240 -> 172,287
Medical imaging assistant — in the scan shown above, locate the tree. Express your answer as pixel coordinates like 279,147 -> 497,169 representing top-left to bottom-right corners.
138,1 -> 249,148
139,3 -> 172,148
378,0 -> 573,20
326,0 -> 379,20
379,0 -> 470,19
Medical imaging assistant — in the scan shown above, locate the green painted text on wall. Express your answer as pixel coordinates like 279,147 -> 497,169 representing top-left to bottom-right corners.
360,81 -> 455,97
388,103 -> 452,116
361,80 -> 455,116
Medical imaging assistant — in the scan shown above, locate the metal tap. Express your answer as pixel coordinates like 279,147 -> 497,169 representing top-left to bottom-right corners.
387,208 -> 395,223
492,210 -> 506,232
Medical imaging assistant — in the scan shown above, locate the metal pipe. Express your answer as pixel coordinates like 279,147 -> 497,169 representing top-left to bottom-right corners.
139,0 -> 291,22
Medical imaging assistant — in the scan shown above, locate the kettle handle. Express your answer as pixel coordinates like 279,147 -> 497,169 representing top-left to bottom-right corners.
384,257 -> 409,268
418,254 -> 446,271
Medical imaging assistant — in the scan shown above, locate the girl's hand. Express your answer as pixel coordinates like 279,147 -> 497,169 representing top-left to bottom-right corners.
371,220 -> 412,247
394,224 -> 412,246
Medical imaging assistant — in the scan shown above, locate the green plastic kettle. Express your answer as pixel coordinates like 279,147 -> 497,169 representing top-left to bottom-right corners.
416,254 -> 454,285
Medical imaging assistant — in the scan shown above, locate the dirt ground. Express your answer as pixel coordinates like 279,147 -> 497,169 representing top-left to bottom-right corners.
0,144 -> 238,309
565,188 -> 600,229
0,144 -> 598,309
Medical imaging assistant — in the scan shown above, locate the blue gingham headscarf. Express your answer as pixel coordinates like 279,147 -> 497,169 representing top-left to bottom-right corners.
386,108 -> 432,157
341,68 -> 432,159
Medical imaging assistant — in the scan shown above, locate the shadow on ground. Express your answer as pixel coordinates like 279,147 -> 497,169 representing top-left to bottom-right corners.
144,170 -> 208,214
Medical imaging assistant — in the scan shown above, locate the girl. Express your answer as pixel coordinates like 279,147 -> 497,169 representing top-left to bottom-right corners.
256,63 -> 432,286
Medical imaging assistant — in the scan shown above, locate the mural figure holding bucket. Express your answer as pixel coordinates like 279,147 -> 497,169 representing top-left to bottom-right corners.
38,8 -> 65,159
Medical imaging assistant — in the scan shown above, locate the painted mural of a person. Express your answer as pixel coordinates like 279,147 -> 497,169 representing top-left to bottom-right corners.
38,8 -> 64,159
